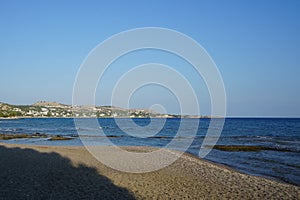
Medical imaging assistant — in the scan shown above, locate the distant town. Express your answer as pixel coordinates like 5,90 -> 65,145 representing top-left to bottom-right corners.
0,101 -> 207,118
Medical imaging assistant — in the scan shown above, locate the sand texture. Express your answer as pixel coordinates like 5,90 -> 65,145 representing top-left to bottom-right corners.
0,142 -> 299,199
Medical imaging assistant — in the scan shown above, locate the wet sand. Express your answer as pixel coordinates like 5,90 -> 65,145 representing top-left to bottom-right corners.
0,142 -> 299,199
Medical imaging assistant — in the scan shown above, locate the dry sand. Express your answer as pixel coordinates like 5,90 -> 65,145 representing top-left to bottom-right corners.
0,142 -> 299,199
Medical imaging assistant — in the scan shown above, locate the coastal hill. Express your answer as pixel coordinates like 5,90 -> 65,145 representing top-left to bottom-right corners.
0,101 -> 186,118
32,101 -> 67,107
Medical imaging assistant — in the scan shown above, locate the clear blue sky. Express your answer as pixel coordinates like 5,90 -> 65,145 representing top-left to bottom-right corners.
0,0 -> 299,116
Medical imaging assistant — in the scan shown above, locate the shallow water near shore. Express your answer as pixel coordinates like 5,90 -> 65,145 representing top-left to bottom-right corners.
0,117 -> 299,186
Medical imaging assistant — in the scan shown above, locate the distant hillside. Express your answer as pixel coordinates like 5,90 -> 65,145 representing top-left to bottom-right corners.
0,101 -> 184,118
32,101 -> 67,107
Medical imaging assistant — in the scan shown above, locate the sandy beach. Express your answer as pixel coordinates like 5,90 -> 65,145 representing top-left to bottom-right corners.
0,142 -> 299,199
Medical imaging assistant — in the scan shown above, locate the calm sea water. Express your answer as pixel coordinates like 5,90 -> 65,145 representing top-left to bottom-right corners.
0,118 -> 299,186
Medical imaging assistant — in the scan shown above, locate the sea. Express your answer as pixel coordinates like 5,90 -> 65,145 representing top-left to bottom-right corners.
0,117 -> 299,186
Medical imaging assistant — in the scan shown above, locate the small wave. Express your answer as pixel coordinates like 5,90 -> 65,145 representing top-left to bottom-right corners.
75,127 -> 98,131
147,136 -> 201,139
78,134 -> 124,138
206,145 -> 300,153
61,134 -> 79,137
0,128 -> 24,133
249,157 -> 300,169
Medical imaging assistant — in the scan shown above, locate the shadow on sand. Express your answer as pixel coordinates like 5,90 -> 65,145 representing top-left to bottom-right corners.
0,145 -> 135,200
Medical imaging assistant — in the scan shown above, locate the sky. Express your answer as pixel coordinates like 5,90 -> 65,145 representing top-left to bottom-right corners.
0,0 -> 299,117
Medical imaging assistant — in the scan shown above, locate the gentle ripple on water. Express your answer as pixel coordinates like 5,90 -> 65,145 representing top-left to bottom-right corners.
0,117 -> 299,186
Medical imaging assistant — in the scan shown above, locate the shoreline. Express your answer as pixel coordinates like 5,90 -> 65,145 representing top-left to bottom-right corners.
0,142 -> 299,199
1,132 -> 299,186
0,135 -> 299,186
